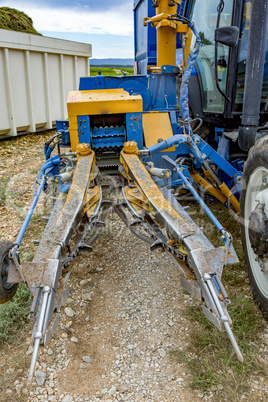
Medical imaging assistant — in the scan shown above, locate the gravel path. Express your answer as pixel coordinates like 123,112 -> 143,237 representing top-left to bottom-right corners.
1,133 -> 268,401
24,216 -> 201,401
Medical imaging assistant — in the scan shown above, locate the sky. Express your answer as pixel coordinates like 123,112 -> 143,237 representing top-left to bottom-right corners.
1,0 -> 135,58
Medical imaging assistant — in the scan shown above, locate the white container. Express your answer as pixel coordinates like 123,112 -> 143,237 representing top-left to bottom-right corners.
0,29 -> 92,137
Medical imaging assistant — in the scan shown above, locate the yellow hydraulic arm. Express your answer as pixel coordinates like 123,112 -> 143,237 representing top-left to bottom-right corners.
144,0 -> 192,69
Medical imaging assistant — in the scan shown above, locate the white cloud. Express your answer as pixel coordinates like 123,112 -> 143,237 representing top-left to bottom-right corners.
1,3 -> 134,36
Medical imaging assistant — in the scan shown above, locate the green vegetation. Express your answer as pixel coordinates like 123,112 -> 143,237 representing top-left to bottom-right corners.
0,284 -> 32,343
0,7 -> 40,35
0,176 -> 24,207
171,201 -> 267,400
90,66 -> 134,77
20,212 -> 48,263
0,210 -> 47,344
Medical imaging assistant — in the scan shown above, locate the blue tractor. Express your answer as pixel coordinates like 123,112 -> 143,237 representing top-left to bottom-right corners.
0,0 -> 267,386
181,0 -> 268,318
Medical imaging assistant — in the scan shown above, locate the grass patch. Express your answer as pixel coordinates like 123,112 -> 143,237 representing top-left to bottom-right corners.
175,295 -> 267,400
0,284 -> 32,344
0,176 -> 24,206
90,66 -> 134,76
20,212 -> 48,263
171,200 -> 268,400
0,6 -> 40,34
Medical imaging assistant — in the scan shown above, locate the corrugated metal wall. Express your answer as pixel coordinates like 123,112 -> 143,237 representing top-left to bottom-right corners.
0,29 -> 92,138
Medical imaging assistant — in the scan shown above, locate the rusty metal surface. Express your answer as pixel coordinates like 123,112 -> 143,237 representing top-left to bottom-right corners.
120,152 -> 195,242
34,153 -> 95,263
180,276 -> 202,301
7,260 -> 22,284
123,186 -> 150,216
84,185 -> 101,218
189,248 -> 225,278
44,314 -> 59,347
120,152 -> 236,281
21,259 -> 61,294
160,187 -> 213,251
33,195 -> 67,263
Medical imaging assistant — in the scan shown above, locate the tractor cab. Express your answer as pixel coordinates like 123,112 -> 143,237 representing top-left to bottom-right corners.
187,0 -> 268,130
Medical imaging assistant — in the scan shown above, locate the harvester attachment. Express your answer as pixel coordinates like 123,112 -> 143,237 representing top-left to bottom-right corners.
4,143 -> 108,387
2,132 -> 243,386
119,140 -> 243,362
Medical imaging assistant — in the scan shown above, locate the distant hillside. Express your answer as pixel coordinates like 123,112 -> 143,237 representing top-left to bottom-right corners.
0,7 -> 40,35
91,58 -> 134,67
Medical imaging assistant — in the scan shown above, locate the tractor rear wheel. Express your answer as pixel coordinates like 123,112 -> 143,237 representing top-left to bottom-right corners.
240,136 -> 268,318
0,239 -> 18,304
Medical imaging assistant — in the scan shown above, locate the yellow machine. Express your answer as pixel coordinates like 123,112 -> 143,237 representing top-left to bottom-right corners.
0,0 -> 246,388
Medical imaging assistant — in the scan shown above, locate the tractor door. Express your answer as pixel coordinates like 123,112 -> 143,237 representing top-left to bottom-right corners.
233,0 -> 268,114
188,0 -> 268,125
189,0 -> 234,115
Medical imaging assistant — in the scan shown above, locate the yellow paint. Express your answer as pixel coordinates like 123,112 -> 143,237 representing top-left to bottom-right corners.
179,28 -> 193,70
143,112 -> 175,151
76,143 -> 92,159
67,89 -> 143,151
167,239 -> 189,255
191,172 -> 227,204
84,186 -> 101,217
120,151 -> 189,228
155,0 -> 177,67
144,0 -> 192,68
123,141 -> 139,155
57,152 -> 95,223
124,186 -> 150,212
149,167 -> 170,178
219,183 -> 240,213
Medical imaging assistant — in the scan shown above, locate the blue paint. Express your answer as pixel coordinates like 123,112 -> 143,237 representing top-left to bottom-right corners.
80,70 -> 178,113
15,179 -> 46,247
215,127 -> 225,143
56,120 -> 70,145
196,136 -> 242,180
126,113 -> 143,149
78,115 -> 91,145
133,0 -> 185,74
91,125 -> 125,151
134,0 -> 157,74
169,111 -> 179,134
38,155 -> 60,181
217,135 -> 230,161
16,156 -> 62,247
173,159 -> 225,233
180,23 -> 201,123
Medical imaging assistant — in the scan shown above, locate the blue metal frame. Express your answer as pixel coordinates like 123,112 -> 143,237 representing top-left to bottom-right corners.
15,155 -> 61,247
78,115 -> 91,145
126,113 -> 143,149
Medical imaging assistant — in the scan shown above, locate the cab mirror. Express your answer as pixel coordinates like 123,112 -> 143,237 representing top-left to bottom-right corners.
214,26 -> 239,47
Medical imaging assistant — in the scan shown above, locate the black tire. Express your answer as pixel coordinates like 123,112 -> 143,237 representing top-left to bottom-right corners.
0,239 -> 18,304
240,136 -> 268,318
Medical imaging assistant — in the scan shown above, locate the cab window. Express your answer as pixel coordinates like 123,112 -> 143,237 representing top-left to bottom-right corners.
190,0 -> 233,113
234,0 -> 268,112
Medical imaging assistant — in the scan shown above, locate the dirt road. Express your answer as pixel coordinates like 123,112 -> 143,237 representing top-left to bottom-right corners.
1,133 -> 267,401
27,217 -> 201,401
